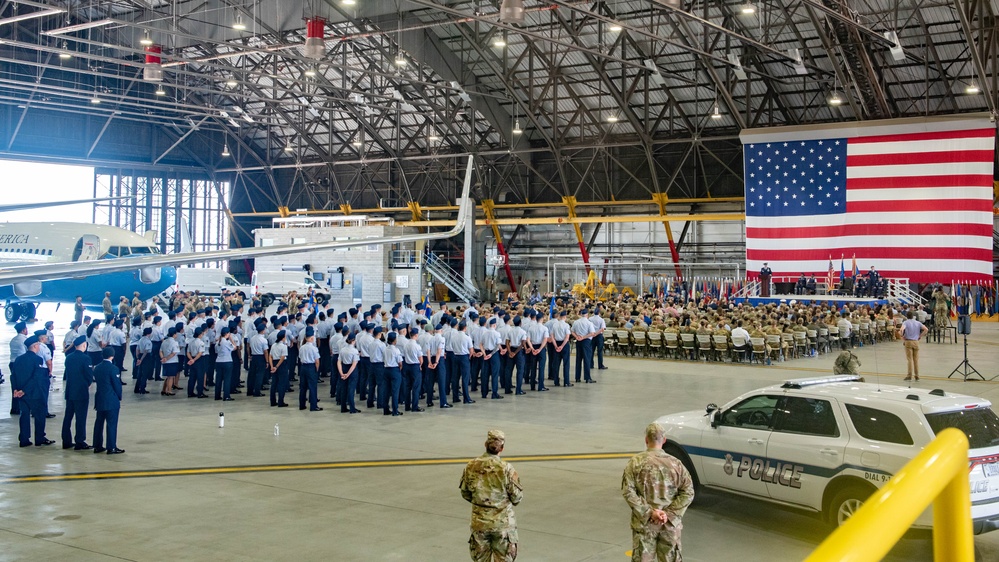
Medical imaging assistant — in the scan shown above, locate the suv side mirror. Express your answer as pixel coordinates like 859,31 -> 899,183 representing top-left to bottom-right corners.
709,409 -> 720,429
705,403 -> 718,414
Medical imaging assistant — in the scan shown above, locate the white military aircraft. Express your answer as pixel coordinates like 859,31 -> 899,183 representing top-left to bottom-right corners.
0,156 -> 474,322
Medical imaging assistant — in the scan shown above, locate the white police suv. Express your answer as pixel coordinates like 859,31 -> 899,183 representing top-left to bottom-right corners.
654,375 -> 999,533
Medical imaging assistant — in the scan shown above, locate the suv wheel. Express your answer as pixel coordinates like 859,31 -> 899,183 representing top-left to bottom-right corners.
663,442 -> 700,490
827,485 -> 873,527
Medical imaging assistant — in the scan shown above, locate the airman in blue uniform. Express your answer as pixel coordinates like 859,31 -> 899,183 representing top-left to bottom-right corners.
61,336 -> 93,450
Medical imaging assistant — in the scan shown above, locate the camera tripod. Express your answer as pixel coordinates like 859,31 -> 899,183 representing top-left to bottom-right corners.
948,332 -> 984,381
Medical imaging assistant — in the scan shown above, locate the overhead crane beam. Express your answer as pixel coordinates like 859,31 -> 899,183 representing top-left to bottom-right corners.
395,213 -> 746,227
230,196 -> 745,218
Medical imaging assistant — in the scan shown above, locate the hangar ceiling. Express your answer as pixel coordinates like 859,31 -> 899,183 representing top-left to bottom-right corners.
0,0 -> 995,216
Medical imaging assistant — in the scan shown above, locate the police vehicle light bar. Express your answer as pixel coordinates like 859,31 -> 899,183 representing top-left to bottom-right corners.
781,375 -> 864,389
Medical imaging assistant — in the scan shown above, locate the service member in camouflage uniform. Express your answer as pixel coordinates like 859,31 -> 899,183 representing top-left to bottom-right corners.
622,423 -> 695,562
459,430 -> 523,561
833,349 -> 861,375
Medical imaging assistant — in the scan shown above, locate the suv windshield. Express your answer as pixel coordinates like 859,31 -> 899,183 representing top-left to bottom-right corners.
925,408 -> 999,449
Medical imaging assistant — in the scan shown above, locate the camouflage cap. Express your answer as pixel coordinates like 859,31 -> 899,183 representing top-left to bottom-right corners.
485,429 -> 506,446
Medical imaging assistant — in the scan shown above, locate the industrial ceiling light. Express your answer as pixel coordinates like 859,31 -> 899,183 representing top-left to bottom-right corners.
394,51 -> 407,66
609,23 -> 623,32
965,83 -> 980,94
304,66 -> 317,77
342,0 -> 356,5
90,94 -> 100,104
499,0 -> 525,25
492,37 -> 506,48
428,132 -> 440,141
711,104 -> 722,119
221,144 -> 231,157
59,41 -> 71,60
232,13 -> 246,31
606,114 -> 618,123
155,86 -> 166,96
284,143 -> 294,152
827,90 -> 844,106
225,78 -> 238,87
352,139 -> 362,146
740,3 -> 756,14
140,30 -> 153,46
512,119 -> 522,135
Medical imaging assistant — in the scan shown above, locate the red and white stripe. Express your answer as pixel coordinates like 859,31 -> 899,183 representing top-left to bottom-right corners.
745,123 -> 995,283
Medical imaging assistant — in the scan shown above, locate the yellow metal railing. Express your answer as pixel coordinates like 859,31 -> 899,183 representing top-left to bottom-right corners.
805,427 -> 973,562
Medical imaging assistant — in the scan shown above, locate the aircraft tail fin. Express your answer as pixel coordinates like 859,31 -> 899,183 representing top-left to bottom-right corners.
180,218 -> 194,253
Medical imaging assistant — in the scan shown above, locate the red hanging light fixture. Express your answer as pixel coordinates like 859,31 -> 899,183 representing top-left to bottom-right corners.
303,17 -> 326,60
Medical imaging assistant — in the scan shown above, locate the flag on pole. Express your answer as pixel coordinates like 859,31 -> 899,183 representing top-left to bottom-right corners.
840,256 -> 845,281
742,117 -> 995,283
852,254 -> 859,278
827,256 -> 834,291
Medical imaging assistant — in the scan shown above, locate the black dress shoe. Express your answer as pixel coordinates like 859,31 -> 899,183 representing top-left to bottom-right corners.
300,406 -> 307,410
491,395 -> 503,399
20,442 -> 32,448
349,409 -> 360,413
223,397 -> 234,401
93,447 -> 106,454
538,388 -> 549,392
36,439 -> 55,446
440,403 -> 452,408
565,383 -> 574,387
515,391 -> 526,395
74,444 -> 93,450
174,386 -> 183,390
45,413 -> 56,419
197,394 -> 209,398
392,412 -> 403,416
585,380 -> 597,384
383,410 -> 391,416
216,397 -> 223,401
310,407 -> 324,411
231,390 -> 242,394
598,366 -> 608,370
277,403 -> 289,407
63,444 -> 74,449
107,448 -> 125,455
464,399 -> 477,404
411,407 -> 424,412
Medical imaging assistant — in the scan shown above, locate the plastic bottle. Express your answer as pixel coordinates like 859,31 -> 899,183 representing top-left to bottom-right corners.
219,412 -> 225,428
274,423 -> 279,436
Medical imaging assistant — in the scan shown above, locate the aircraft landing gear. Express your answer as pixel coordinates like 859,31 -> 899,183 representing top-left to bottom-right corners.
4,302 -> 36,322
4,303 -> 21,323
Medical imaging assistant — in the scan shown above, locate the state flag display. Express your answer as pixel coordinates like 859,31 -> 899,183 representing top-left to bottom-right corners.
741,116 -> 995,283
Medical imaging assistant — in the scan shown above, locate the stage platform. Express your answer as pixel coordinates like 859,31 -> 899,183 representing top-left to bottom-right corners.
732,293 -> 891,307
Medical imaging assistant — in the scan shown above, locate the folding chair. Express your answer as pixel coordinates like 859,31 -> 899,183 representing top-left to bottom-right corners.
781,333 -> 795,359
713,335 -> 730,362
616,330 -> 633,356
664,332 -> 680,359
750,337 -> 767,364
730,336 -> 748,362
766,334 -> 782,363
806,330 -> 818,356
680,333 -> 696,360
794,332 -> 809,359
817,328 -> 829,354
647,330 -> 663,358
633,330 -> 648,357
696,334 -> 714,361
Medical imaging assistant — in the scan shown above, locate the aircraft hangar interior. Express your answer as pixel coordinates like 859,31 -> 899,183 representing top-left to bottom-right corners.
1,0 -> 998,560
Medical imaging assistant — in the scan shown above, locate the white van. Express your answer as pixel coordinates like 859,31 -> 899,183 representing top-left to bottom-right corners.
251,271 -> 330,306
175,268 -> 253,298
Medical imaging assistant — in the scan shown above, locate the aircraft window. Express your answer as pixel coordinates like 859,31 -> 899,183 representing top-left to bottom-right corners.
129,247 -> 155,255
107,246 -> 120,257
47,249 -> 52,255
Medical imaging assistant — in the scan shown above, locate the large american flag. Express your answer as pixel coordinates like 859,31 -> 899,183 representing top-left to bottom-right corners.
742,117 -> 996,284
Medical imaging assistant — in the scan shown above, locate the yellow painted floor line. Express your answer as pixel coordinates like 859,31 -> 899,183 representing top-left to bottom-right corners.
1,452 -> 635,485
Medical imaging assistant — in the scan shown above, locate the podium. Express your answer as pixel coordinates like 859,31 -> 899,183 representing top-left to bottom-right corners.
760,274 -> 771,297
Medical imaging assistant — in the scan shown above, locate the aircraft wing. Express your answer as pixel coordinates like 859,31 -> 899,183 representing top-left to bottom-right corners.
0,157 -> 474,286
0,196 -> 134,213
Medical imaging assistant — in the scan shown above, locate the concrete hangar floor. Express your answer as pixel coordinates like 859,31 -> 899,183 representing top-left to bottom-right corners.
1,304 -> 998,561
